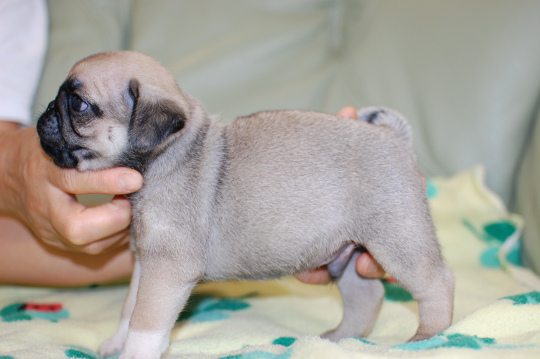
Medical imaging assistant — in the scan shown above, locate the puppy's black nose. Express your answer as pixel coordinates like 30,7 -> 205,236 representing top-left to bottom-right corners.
43,116 -> 58,134
46,101 -> 55,112
37,109 -> 64,149
40,113 -> 59,134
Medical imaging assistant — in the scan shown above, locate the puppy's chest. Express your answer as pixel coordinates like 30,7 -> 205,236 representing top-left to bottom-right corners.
129,174 -> 216,241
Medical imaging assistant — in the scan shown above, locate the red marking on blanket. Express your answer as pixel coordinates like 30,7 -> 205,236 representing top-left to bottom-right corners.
23,303 -> 63,313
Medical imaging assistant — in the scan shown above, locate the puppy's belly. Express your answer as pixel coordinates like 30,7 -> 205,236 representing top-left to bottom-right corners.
203,229 -> 354,281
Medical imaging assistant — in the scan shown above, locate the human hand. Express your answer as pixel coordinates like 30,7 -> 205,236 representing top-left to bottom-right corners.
0,124 -> 143,254
296,251 -> 386,284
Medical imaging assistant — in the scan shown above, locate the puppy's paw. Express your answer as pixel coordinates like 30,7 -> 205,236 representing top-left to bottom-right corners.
321,329 -> 344,342
408,332 -> 434,342
99,335 -> 125,359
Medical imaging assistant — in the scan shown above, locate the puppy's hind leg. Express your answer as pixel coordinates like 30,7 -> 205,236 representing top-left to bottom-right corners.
322,250 -> 384,342
364,210 -> 454,342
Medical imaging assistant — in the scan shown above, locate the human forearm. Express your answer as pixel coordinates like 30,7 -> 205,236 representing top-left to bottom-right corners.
0,120 -> 20,132
0,216 -> 134,287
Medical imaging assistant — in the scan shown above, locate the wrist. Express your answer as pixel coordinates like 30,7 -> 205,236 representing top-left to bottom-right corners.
0,121 -> 21,135
0,122 -> 24,214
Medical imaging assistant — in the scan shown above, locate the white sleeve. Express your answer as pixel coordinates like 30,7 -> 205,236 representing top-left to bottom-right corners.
0,0 -> 47,126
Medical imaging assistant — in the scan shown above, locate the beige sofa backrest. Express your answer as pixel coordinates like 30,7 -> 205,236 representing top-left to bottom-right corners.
32,0 -> 540,272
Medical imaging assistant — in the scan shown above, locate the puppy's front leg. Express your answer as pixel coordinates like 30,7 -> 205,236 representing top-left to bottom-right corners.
99,256 -> 141,359
119,257 -> 200,359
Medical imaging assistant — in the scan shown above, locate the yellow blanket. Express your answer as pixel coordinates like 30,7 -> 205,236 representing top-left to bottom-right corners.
1,166 -> 539,358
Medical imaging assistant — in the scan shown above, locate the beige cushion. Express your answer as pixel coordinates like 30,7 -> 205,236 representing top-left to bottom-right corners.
515,109 -> 540,274
33,0 -> 131,117
32,0 -> 540,271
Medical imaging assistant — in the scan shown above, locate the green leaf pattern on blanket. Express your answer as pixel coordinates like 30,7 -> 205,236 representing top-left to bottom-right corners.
382,279 -> 414,302
219,337 -> 296,359
426,179 -> 438,199
0,302 -> 69,322
221,348 -> 293,359
64,345 -> 100,359
392,333 -> 524,350
394,333 -> 493,350
462,219 -> 523,268
357,332 -> 534,351
272,337 -> 297,347
177,294 -> 251,323
220,338 -> 296,359
0,356 -> 15,359
502,291 -> 540,305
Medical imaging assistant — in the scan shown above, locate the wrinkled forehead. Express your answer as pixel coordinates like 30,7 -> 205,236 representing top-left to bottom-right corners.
67,51 -> 179,102
68,60 -> 132,103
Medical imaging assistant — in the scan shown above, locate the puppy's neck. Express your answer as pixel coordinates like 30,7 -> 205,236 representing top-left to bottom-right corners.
134,113 -> 227,193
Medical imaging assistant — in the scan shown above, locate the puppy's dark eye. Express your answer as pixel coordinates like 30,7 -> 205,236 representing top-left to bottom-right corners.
71,95 -> 88,112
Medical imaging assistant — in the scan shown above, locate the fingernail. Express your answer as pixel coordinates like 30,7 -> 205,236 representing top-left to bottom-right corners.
118,173 -> 142,192
363,260 -> 380,275
106,201 -> 120,211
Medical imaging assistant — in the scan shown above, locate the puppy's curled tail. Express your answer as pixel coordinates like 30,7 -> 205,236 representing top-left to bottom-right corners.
356,107 -> 413,149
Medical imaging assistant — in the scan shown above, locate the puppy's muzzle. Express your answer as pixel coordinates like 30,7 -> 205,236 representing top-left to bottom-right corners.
37,101 -> 79,168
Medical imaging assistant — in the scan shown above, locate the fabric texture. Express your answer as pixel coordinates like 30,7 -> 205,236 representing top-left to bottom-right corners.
1,167 -> 539,358
0,0 -> 47,125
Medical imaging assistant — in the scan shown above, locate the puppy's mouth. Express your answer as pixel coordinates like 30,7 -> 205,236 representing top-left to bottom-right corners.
37,101 -> 81,168
39,139 -> 79,168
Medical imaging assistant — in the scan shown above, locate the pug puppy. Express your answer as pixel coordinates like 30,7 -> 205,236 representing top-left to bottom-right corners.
36,51 -> 454,359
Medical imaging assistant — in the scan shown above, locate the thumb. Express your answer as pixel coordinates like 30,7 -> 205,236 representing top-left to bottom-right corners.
49,167 -> 143,195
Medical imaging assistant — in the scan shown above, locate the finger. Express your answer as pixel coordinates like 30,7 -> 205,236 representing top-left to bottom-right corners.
337,106 -> 357,119
52,196 -> 132,247
356,252 -> 386,278
80,230 -> 131,255
49,167 -> 143,195
295,267 -> 332,284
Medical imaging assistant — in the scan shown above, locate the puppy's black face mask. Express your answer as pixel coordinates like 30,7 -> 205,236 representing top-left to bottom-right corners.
36,79 -> 98,168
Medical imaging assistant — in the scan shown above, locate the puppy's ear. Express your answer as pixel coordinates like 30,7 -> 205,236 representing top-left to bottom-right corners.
128,79 -> 186,153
